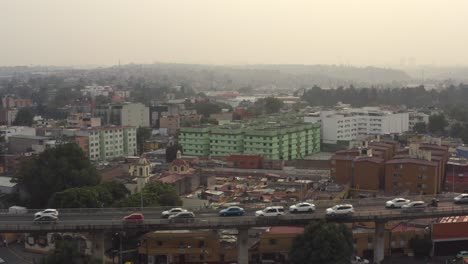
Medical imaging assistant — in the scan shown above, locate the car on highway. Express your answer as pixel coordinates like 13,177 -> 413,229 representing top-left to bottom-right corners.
385,198 -> 410,208
454,194 -> 468,204
289,202 -> 316,213
255,206 -> 285,217
351,256 -> 369,264
161,208 -> 188,218
33,215 -> 58,224
168,211 -> 196,223
456,250 -> 468,259
123,213 -> 144,223
0,257 -> 4,264
34,209 -> 59,218
326,204 -> 354,217
219,206 -> 245,217
401,201 -> 426,213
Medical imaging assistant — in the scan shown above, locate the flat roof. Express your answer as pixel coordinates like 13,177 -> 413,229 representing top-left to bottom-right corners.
8,135 -> 50,140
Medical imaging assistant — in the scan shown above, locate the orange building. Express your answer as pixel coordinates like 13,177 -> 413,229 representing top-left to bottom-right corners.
353,157 -> 385,191
252,226 -> 304,263
159,115 -> 180,136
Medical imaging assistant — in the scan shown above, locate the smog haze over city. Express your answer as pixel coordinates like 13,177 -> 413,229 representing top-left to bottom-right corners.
2,0 -> 468,67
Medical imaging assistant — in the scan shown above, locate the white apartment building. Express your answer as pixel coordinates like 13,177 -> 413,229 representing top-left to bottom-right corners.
408,111 -> 429,131
63,126 -> 137,161
305,107 -> 409,144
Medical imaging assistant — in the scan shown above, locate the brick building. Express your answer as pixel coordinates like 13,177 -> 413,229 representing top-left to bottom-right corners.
226,155 -> 264,169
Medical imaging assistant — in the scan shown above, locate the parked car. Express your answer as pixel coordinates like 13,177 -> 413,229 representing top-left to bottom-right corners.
351,256 -> 369,264
168,212 -> 196,223
219,206 -> 244,217
255,206 -> 285,217
34,209 -> 59,218
401,201 -> 426,213
289,202 -> 316,213
454,194 -> 468,204
161,208 -> 187,218
326,204 -> 354,217
33,215 -> 58,224
385,198 -> 410,208
123,213 -> 144,223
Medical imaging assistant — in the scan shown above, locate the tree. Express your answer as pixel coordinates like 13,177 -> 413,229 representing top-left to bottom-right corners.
195,102 -> 222,117
413,122 -> 427,134
13,143 -> 101,208
263,97 -> 284,114
137,127 -> 152,155
289,220 -> 353,264
166,143 -> 183,162
115,182 -> 182,207
428,114 -> 448,135
41,240 -> 100,264
49,187 -> 100,208
48,181 -> 129,208
13,107 -> 34,126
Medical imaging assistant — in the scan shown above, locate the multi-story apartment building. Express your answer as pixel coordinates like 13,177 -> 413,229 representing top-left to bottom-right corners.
95,102 -> 149,127
332,140 -> 448,195
305,107 -> 409,144
63,126 -> 137,161
408,111 -> 429,131
180,116 -> 320,160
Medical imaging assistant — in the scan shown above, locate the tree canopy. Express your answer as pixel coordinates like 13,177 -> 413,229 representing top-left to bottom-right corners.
115,181 -> 182,207
166,143 -> 183,162
48,181 -> 129,208
13,107 -> 35,126
412,122 -> 427,134
428,113 -> 448,135
248,97 -> 284,116
13,143 -> 101,208
137,127 -> 152,155
194,102 -> 222,118
40,240 -> 100,264
289,220 -> 353,264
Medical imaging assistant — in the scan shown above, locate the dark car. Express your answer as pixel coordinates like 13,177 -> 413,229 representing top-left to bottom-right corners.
219,206 -> 245,217
33,215 -> 58,224
168,212 -> 195,223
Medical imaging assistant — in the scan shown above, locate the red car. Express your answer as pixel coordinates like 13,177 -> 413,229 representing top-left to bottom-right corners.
123,213 -> 144,223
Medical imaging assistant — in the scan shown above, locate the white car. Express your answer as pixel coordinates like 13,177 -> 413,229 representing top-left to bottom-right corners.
289,202 -> 316,213
454,194 -> 468,204
326,204 -> 354,217
161,208 -> 187,218
351,256 -> 369,264
385,198 -> 410,208
401,201 -> 426,213
34,209 -> 59,218
255,206 -> 285,217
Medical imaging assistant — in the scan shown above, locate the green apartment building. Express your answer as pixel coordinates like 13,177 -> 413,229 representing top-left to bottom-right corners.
179,115 -> 320,160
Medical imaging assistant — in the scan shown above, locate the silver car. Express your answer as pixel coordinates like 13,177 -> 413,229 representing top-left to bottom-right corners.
401,201 -> 426,213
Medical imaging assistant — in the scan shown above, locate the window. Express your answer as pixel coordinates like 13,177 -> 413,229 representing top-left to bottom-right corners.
395,164 -> 403,169
417,175 -> 427,180
269,239 -> 277,245
417,183 -> 427,189
393,173 -> 401,178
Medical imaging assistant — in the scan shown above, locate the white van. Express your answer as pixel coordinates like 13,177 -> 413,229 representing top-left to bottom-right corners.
8,206 -> 28,214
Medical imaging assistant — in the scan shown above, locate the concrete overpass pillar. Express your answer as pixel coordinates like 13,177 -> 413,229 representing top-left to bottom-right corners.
237,228 -> 249,264
373,221 -> 386,264
91,231 -> 106,264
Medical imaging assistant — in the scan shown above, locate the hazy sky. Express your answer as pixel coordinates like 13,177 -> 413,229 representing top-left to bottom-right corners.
2,0 -> 468,66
